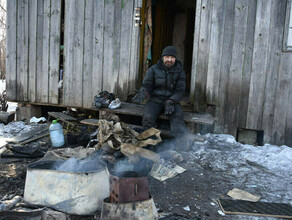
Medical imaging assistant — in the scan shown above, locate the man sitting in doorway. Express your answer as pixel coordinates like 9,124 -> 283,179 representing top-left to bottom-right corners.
132,46 -> 187,139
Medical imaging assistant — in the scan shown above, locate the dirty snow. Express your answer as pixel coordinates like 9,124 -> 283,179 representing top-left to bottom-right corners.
190,134 -> 292,203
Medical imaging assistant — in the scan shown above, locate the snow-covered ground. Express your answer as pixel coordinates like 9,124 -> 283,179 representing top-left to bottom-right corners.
190,134 -> 292,206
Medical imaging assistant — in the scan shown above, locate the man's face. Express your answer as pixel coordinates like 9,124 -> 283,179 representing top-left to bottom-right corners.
163,56 -> 176,69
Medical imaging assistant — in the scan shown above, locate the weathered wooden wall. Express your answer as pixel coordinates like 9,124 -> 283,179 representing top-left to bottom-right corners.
62,0 -> 142,108
191,0 -> 292,146
6,0 -> 61,104
6,0 -> 142,108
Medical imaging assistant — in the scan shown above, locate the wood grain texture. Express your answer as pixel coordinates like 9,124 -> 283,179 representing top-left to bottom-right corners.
224,0 -> 249,137
6,0 -> 17,101
206,0 -> 225,105
83,0 -> 94,108
246,0 -> 272,129
118,0 -> 134,100
91,0 -> 104,99
49,0 -> 61,104
36,0 -> 44,103
193,0 -> 212,112
128,0 -> 142,94
63,0 -> 85,106
190,0 -> 202,104
261,0 -> 286,143
271,53 -> 292,145
214,0 -> 235,133
16,0 -> 29,101
237,0 -> 256,128
28,0 -> 38,103
39,0 -> 50,103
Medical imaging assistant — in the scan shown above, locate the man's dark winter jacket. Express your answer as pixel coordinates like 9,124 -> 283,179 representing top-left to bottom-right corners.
141,59 -> 186,104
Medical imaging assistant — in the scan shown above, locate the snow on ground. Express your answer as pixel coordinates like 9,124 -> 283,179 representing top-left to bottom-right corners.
190,134 -> 292,206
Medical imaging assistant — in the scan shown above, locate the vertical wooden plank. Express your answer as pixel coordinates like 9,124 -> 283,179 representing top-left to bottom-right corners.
6,0 -> 17,101
36,0 -> 44,103
237,0 -> 256,128
206,0 -> 225,104
49,0 -> 61,104
17,0 -> 29,101
193,0 -> 212,112
246,0 -> 272,129
271,53 -> 292,145
63,0 -> 74,105
117,0 -> 134,100
190,0 -> 202,104
284,56 -> 292,146
214,0 -> 235,133
103,0 -> 121,93
92,0 -> 104,98
224,0 -> 249,137
262,0 -> 286,143
63,0 -> 84,106
128,0 -> 142,94
28,0 -> 38,103
37,0 -> 51,103
40,0 -> 50,103
83,0 -> 94,108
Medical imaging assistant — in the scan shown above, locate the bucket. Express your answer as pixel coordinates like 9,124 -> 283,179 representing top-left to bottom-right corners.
24,160 -> 110,215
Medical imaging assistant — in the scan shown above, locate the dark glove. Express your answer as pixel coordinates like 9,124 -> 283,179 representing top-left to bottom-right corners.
164,100 -> 175,115
132,90 -> 148,104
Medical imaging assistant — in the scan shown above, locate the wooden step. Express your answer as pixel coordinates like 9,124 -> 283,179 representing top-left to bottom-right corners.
93,102 -> 216,125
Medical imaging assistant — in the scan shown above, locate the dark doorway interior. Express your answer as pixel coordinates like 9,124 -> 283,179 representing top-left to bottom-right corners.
140,0 -> 196,94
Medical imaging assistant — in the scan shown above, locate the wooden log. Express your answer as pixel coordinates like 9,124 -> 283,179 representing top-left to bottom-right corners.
0,112 -> 15,124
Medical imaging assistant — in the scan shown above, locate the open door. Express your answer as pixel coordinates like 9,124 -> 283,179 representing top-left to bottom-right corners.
139,0 -> 196,93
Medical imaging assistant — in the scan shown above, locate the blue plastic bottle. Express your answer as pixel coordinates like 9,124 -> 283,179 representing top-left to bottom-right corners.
49,120 -> 65,147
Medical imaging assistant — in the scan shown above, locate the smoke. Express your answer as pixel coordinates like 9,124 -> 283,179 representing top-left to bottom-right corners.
55,151 -> 106,173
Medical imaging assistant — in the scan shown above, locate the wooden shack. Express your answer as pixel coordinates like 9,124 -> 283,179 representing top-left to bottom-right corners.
6,0 -> 292,146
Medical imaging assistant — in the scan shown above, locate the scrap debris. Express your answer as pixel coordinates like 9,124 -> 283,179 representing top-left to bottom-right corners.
227,188 -> 260,202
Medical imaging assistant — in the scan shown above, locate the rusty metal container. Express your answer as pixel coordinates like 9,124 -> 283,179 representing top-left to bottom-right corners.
110,172 -> 149,203
24,159 -> 110,215
101,197 -> 158,220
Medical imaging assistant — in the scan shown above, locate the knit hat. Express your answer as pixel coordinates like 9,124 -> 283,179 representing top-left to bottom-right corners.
162,46 -> 177,58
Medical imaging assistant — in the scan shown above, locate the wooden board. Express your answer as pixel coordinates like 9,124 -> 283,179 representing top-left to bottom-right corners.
261,0 -> 286,143
206,0 -> 225,105
128,0 -> 142,94
218,199 -> 292,219
271,53 -> 292,145
82,0 -> 94,108
28,0 -> 38,103
192,0 -> 212,112
6,0 -> 17,101
40,0 -> 51,103
49,0 -> 61,104
118,0 -> 134,100
16,0 -> 29,101
93,102 -> 216,125
36,0 -> 44,103
225,0 -> 249,137
190,0 -> 202,105
103,0 -> 118,93
63,0 -> 85,106
246,0 -> 272,130
214,0 -> 235,133
237,0 -> 256,128
91,0 -> 104,99
48,112 -> 77,121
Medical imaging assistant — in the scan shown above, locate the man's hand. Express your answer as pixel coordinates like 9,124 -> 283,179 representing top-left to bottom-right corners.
131,90 -> 148,104
164,100 -> 175,115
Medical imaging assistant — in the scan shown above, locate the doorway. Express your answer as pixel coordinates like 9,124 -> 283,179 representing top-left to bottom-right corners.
139,0 -> 196,93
